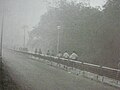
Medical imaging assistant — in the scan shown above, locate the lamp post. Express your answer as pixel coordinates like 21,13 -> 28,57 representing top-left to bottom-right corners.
57,26 -> 60,54
22,25 -> 28,48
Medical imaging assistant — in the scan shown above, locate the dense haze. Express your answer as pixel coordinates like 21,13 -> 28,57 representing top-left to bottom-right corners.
1,1 -> 120,90
1,0 -> 120,68
27,0 -> 120,68
0,0 -> 47,47
0,0 -> 105,47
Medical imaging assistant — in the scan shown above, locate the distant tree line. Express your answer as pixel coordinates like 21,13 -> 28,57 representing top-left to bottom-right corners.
27,0 -> 120,68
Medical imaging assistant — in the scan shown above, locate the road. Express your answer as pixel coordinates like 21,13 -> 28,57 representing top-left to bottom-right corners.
2,49 -> 119,90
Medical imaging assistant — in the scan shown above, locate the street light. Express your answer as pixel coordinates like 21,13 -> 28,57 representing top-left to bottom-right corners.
22,25 -> 28,48
57,26 -> 61,54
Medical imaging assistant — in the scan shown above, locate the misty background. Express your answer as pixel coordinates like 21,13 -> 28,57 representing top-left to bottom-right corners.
0,0 -> 105,47
1,0 -> 120,68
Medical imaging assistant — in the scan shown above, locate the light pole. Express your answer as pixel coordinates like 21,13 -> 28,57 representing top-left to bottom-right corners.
22,25 -> 28,48
57,26 -> 60,54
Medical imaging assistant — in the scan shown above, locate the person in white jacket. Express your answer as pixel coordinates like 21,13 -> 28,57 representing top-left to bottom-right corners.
63,51 -> 69,59
69,51 -> 78,60
69,51 -> 78,70
62,51 -> 69,70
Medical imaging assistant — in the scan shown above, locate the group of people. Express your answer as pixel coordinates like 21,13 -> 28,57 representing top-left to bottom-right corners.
35,48 -> 42,54
57,51 -> 78,60
35,49 -> 78,60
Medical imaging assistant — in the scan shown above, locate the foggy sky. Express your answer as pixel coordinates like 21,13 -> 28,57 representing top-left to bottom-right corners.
0,0 -> 106,48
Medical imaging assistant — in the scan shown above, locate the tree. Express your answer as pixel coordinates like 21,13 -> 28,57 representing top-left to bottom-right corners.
28,0 -> 120,68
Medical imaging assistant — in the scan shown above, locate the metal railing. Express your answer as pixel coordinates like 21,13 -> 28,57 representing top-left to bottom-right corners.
15,50 -> 120,81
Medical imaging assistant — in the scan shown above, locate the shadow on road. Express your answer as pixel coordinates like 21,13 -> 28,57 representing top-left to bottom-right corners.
0,58 -> 20,90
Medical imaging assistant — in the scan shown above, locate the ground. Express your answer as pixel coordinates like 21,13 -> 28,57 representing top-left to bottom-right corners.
0,49 -> 119,90
0,60 -> 20,90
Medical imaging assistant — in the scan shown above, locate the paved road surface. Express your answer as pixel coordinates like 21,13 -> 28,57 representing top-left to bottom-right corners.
2,49 -> 119,90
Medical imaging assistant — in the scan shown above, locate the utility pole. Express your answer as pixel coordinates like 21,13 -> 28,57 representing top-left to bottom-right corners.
0,15 -> 4,58
0,13 -> 4,90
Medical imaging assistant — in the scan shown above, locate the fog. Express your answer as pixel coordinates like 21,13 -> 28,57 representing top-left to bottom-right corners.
0,0 -> 106,48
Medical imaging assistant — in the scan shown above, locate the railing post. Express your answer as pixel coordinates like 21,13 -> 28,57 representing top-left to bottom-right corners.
116,70 -> 119,84
82,62 -> 85,76
73,61 -> 75,70
66,59 -> 69,71
15,50 -> 120,85
50,57 -> 52,66
100,66 -> 104,82
96,74 -> 99,80
58,58 -> 60,67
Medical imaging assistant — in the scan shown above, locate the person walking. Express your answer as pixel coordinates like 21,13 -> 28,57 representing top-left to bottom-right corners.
38,48 -> 42,59
63,51 -> 69,70
46,50 -> 50,55
69,51 -> 78,60
51,50 -> 54,56
69,51 -> 78,69
63,51 -> 69,59
38,48 -> 42,54
34,48 -> 38,59
35,48 -> 38,54
57,51 -> 62,58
